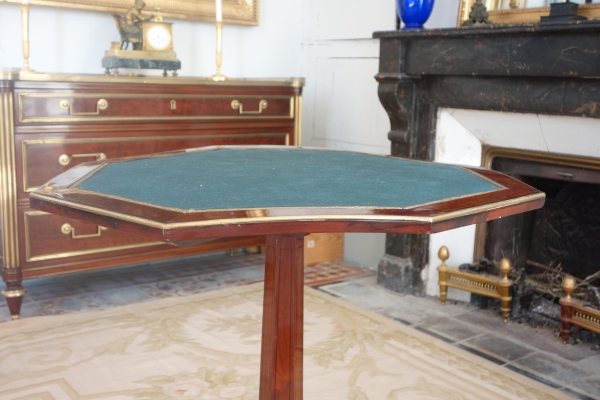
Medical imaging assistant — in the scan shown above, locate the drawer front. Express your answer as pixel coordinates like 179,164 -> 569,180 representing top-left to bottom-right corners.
18,94 -> 294,124
18,132 -> 290,196
23,210 -> 160,265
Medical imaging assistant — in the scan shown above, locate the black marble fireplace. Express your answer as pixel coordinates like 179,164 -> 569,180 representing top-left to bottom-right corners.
373,21 -> 600,295
482,148 -> 600,282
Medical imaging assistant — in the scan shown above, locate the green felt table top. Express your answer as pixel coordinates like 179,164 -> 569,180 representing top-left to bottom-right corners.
75,147 -> 501,212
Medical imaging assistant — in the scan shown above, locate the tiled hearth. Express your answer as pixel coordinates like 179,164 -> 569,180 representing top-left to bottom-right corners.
1,252 -> 599,399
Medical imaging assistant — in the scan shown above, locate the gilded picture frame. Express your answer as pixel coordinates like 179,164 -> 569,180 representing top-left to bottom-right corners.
458,0 -> 600,25
0,0 -> 259,25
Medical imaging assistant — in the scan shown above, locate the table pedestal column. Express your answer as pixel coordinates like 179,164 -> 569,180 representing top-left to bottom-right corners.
260,234 -> 305,400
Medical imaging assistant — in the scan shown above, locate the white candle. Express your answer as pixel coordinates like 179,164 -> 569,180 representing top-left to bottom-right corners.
216,0 -> 222,22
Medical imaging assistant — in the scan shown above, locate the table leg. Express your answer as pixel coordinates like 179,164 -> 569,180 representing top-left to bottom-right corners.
260,234 -> 305,400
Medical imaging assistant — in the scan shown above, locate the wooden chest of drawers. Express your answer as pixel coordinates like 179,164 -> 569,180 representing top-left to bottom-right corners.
0,72 -> 303,319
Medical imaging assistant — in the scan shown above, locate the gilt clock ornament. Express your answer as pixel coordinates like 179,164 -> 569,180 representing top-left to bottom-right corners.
102,0 -> 181,77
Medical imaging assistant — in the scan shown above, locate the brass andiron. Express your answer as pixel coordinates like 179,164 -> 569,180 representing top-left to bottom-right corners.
559,276 -> 600,344
438,246 -> 450,305
19,2 -> 35,75
438,246 -> 513,322
211,21 -> 228,81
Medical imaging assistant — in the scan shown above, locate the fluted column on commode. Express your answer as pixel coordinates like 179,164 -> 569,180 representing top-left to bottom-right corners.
0,81 -> 25,319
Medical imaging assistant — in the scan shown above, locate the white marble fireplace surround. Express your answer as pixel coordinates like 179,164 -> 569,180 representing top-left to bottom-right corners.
426,108 -> 600,301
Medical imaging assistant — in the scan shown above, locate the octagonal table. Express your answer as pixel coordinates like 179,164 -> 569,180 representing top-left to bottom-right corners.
30,145 -> 545,400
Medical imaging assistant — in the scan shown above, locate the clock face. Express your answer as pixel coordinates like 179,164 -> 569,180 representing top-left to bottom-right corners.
147,25 -> 171,51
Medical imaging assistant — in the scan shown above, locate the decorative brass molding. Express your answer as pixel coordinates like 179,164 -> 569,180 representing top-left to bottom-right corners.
104,48 -> 178,60
481,146 -> 600,171
438,246 -> 513,322
293,95 -> 302,146
18,93 -> 294,123
458,0 -> 600,25
23,210 -> 163,263
0,0 -> 259,26
3,73 -> 305,88
0,68 -> 21,80
0,91 -> 20,270
30,187 -> 544,231
1,288 -> 27,298
572,308 -> 600,331
474,146 -> 600,262
22,133 -> 291,192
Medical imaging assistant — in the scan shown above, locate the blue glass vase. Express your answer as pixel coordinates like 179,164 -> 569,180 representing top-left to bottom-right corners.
397,0 -> 435,30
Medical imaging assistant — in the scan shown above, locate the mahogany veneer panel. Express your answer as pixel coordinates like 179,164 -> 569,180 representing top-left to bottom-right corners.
0,76 -> 303,319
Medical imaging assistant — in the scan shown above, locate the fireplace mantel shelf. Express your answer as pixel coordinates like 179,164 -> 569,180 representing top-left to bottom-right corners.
373,22 -> 600,295
375,21 -> 600,79
374,20 -> 600,39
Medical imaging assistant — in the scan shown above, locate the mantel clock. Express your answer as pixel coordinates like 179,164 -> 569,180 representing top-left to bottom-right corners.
102,1 -> 181,77
142,20 -> 173,51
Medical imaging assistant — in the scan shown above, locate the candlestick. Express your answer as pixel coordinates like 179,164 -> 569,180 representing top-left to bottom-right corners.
20,1 -> 35,74
210,21 -> 227,81
216,0 -> 222,22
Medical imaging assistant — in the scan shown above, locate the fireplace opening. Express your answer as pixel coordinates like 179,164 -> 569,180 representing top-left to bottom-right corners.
466,148 -> 600,332
483,155 -> 600,284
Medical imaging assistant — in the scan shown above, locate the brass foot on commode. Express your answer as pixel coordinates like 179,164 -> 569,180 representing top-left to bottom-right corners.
2,286 -> 26,321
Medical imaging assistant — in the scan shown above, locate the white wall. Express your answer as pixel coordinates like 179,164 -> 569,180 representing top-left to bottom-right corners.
0,0 -> 304,77
0,0 -> 463,270
298,1 -> 459,269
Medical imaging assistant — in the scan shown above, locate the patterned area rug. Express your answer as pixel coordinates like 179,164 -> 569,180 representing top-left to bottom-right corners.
0,283 -> 570,399
304,261 -> 372,286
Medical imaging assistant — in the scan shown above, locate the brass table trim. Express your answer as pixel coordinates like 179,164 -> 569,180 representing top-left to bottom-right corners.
22,133 -> 290,192
30,190 -> 545,232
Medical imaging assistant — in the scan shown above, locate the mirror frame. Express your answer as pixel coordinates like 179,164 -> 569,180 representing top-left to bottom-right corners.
458,0 -> 600,25
0,0 -> 259,25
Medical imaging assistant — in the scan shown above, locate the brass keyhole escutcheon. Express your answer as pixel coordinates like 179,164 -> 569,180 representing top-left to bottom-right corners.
170,100 -> 176,110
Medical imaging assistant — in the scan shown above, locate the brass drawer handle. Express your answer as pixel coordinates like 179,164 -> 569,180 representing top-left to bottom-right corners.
61,223 -> 107,239
59,98 -> 108,115
59,152 -> 107,166
231,99 -> 268,114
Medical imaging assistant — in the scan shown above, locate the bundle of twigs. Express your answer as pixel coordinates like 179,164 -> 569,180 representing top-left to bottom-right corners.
521,260 -> 600,306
